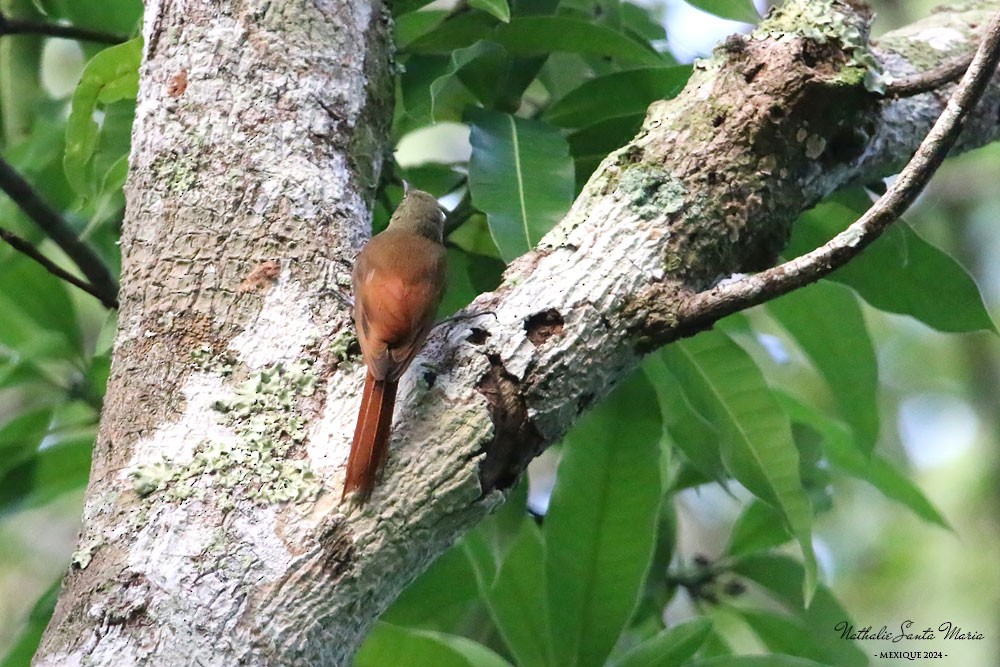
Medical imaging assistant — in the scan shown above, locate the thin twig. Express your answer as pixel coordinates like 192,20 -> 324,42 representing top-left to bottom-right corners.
0,156 -> 119,309
680,9 -> 1000,329
885,53 -> 974,98
0,12 -> 127,45
0,227 -> 119,308
0,226 -> 111,303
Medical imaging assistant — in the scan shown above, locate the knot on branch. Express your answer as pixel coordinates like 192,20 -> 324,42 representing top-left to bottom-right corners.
622,281 -> 696,354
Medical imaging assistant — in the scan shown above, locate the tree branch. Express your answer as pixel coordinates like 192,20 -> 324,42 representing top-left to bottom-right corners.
885,53 -> 974,98
0,226 -> 117,307
0,11 -> 127,44
678,7 -> 1000,330
0,156 -> 119,309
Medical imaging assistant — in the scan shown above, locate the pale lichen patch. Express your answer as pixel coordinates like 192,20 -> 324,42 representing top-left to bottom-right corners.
229,267 -> 321,369
327,328 -> 355,363
757,0 -> 866,49
916,26 -> 967,51
124,373 -> 236,470
71,535 -> 104,569
805,134 -> 827,159
128,360 -> 322,508
619,166 -> 687,220
754,0 -> 882,91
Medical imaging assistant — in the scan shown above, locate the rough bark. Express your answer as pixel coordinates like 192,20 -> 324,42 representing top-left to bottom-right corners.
34,1 -> 1000,665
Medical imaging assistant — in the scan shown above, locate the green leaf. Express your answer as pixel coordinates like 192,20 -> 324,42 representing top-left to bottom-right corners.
0,409 -> 56,476
396,55 -> 462,132
2,115 -> 76,232
0,355 -> 51,391
537,52 -> 607,104
612,618 -> 713,667
568,113 -> 645,183
60,0 -> 142,36
493,16 -> 664,65
448,213 -> 503,259
684,0 -> 760,23
513,0 -> 561,16
687,655 -> 836,667
733,553 -> 854,630
545,66 -> 691,128
64,37 -> 142,199
400,162 -> 467,195
0,1 -> 44,145
660,331 -> 817,603
470,0 -> 510,22
356,623 -> 513,667
0,435 -> 93,515
434,634 -> 513,666
463,529 -> 500,589
779,393 -> 950,529
381,546 -> 480,630
100,150 -> 131,197
467,109 -> 574,261
85,350 -> 113,404
89,99 -> 136,198
392,0 -> 438,16
404,11 -> 500,52
476,475 -> 530,560
545,371 -> 663,667
458,479 -> 529,596
0,254 -> 81,358
830,443 -> 949,529
725,499 -> 791,557
732,553 -> 868,665
410,16 -> 665,66
440,237 -> 505,317
430,41 -> 510,117
622,2 -> 668,43
0,578 -> 59,667
461,481 -> 530,584
738,609 -> 867,667
481,521 -> 554,667
642,357 -> 727,485
787,189 -> 996,334
696,630 -> 734,659
559,0 -> 623,28
767,280 -> 879,454
439,247 -> 481,316
395,9 -> 449,48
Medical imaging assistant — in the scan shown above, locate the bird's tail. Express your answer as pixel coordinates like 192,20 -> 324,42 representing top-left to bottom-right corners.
342,370 -> 397,501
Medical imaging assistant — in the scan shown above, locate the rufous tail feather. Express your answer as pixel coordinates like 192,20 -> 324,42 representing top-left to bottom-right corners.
342,371 -> 398,501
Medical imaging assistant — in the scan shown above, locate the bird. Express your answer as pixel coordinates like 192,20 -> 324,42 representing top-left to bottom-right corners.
342,188 -> 447,501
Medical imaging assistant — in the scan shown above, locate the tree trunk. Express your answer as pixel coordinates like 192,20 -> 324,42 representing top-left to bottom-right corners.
34,0 -> 1000,665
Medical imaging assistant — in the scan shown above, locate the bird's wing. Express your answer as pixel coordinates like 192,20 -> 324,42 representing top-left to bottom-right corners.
353,234 -> 446,381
